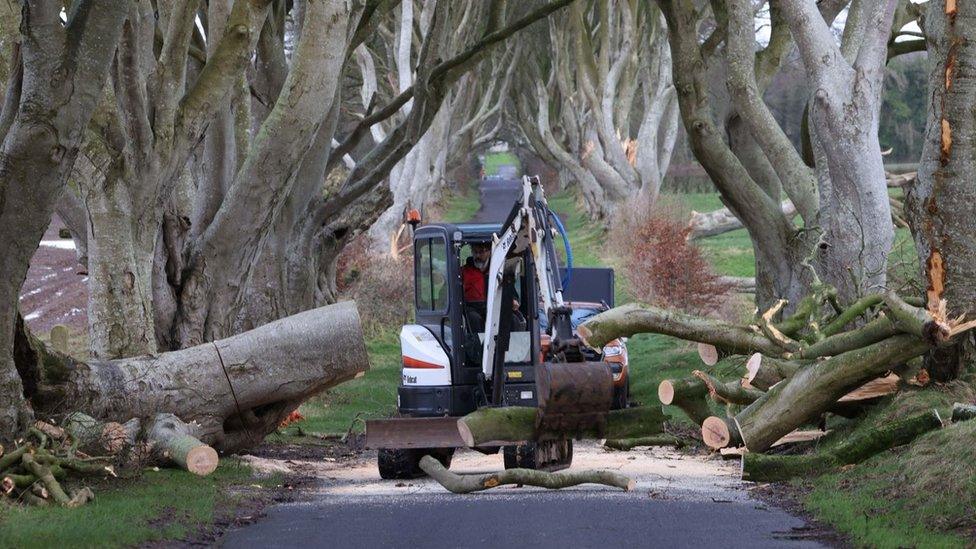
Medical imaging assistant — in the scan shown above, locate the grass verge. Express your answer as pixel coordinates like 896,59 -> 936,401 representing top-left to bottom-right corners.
0,460 -> 280,547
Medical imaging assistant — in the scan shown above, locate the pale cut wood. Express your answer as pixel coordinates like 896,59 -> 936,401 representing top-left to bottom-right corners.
837,374 -> 900,402
698,343 -> 719,366
146,414 -> 219,476
701,416 -> 736,449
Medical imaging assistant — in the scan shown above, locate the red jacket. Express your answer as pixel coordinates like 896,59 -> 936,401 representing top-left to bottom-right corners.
461,261 -> 488,302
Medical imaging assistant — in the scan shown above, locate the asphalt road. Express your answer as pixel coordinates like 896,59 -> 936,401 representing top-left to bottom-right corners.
220,491 -> 823,549
471,177 -> 523,223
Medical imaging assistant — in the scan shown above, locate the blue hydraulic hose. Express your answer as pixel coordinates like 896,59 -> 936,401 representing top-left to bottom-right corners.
549,210 -> 573,289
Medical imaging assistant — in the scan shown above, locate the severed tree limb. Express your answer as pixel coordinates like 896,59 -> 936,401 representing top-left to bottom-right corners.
604,435 -> 690,451
658,377 -> 712,425
951,403 -> 976,423
578,302 -> 785,355
456,407 -> 664,447
794,314 -> 900,359
0,444 -> 29,472
741,409 -> 943,482
21,454 -> 70,506
64,413 -> 140,456
707,335 -> 931,452
692,370 -> 763,405
418,455 -> 634,493
743,354 -> 804,391
145,414 -> 219,476
21,302 -> 368,453
821,294 -> 884,337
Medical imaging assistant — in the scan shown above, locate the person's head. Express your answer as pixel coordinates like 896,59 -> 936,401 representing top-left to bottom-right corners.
471,242 -> 491,264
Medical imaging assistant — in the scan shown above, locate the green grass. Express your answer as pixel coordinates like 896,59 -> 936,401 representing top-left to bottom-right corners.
800,383 -> 976,547
0,460 -> 277,547
439,183 -> 481,224
482,151 -> 520,177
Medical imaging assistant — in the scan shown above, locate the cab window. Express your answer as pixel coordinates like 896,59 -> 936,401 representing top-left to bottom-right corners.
416,236 -> 448,311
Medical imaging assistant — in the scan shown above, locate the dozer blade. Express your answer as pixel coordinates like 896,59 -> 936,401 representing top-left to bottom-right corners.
365,417 -> 469,449
534,361 -> 613,440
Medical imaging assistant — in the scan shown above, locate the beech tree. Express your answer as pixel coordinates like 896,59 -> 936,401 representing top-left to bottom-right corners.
905,0 -> 976,382
0,0 -> 128,436
513,0 -> 679,218
658,0 -> 917,307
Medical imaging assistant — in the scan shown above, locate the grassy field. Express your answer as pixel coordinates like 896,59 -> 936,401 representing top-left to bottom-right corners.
0,460 -> 280,547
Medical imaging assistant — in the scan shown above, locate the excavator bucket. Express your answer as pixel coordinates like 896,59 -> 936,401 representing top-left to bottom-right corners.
534,361 -> 613,440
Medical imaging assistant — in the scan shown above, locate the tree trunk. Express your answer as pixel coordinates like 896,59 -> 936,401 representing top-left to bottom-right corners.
0,2 -> 128,440
904,0 -> 976,382
741,409 -> 942,482
20,302 -> 368,452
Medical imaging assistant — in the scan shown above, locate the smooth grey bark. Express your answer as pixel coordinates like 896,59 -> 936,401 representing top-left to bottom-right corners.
82,0 -> 272,358
0,0 -> 128,440
779,0 -> 898,302
905,0 -> 976,381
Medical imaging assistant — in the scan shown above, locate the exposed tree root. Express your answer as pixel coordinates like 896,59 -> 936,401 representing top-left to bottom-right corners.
418,455 -> 635,493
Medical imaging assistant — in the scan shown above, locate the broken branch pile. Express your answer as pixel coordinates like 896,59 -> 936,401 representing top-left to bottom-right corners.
2,412 -> 217,507
579,289 -> 976,480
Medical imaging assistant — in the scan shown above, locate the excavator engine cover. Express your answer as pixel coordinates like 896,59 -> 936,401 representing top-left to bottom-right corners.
534,361 -> 613,440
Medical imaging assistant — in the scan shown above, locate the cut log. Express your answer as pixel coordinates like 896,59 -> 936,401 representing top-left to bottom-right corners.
726,335 -> 930,452
701,416 -> 741,449
0,444 -> 29,472
795,315 -> 900,359
741,409 -> 942,482
64,413 -> 140,456
657,378 -> 711,425
603,435 -> 689,450
743,354 -> 802,390
20,302 -> 369,452
145,414 -> 219,476
578,302 -> 785,355
455,406 -> 665,447
951,403 -> 976,422
698,343 -> 719,366
418,455 -> 635,493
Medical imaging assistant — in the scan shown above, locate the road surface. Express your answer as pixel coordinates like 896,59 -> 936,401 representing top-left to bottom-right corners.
222,443 -> 826,548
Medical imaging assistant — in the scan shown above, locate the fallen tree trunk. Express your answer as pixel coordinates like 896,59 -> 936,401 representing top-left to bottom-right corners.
418,455 -> 634,493
658,377 -> 711,425
740,409 -> 943,482
704,335 -> 930,452
20,302 -> 368,452
688,200 -> 795,240
456,406 -> 665,447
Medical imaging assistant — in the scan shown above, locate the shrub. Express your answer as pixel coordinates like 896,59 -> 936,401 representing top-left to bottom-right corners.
337,235 -> 414,336
610,198 -> 731,314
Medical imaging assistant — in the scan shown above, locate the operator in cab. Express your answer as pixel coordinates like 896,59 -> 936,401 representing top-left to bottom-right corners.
461,241 -> 524,332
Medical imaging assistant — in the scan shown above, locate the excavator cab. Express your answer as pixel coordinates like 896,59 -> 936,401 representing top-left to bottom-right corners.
368,176 -> 615,479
